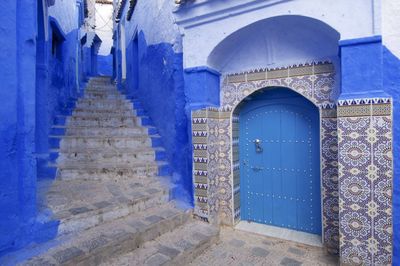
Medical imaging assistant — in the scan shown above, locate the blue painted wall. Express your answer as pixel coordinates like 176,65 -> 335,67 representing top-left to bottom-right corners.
383,46 -> 400,265
98,55 -> 113,76
123,31 -> 192,203
116,1 -> 195,204
0,0 -> 92,255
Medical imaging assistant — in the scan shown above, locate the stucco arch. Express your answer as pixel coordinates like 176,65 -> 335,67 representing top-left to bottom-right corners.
207,15 -> 340,74
175,0 -> 378,68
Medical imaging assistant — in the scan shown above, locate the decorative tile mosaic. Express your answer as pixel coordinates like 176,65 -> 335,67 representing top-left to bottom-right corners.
192,62 -> 341,253
337,99 -> 393,265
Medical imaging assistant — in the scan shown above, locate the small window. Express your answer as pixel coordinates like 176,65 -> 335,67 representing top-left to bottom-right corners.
51,30 -> 63,60
50,20 -> 65,60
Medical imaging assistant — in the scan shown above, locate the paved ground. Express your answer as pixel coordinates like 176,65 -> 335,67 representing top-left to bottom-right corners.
190,227 -> 339,266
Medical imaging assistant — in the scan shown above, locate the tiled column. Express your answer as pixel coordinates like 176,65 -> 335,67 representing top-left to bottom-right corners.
321,107 -> 340,253
192,110 -> 209,221
337,99 -> 393,265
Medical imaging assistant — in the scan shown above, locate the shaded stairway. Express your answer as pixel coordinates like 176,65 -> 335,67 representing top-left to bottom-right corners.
0,77 -> 218,265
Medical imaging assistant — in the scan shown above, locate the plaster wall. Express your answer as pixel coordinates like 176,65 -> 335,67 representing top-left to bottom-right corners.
49,1 -> 78,34
0,0 -> 90,255
95,3 -> 113,55
174,0 -> 379,68
0,1 -> 22,254
118,0 -> 192,203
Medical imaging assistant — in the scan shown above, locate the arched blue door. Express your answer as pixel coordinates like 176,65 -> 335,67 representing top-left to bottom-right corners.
239,88 -> 321,235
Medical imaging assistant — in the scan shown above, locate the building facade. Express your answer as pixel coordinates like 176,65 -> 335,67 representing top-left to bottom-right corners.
113,0 -> 400,265
0,0 -> 100,255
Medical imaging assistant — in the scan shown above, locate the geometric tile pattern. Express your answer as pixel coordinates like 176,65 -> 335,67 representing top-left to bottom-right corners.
192,62 -> 340,253
337,99 -> 393,265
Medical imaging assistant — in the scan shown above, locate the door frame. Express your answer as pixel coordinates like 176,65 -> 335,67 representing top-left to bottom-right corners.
191,62 -> 339,251
237,87 -> 322,236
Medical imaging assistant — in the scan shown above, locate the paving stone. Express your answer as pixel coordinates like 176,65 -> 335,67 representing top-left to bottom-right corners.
251,247 -> 270,257
158,209 -> 178,218
117,196 -> 130,204
81,235 -> 109,252
127,220 -> 147,231
280,257 -> 303,266
130,191 -> 147,199
145,253 -> 170,266
157,244 -> 181,258
192,232 -> 209,243
288,247 -> 306,256
107,184 -> 122,196
146,188 -> 160,194
93,201 -> 112,209
106,229 -> 134,242
175,239 -> 194,251
52,247 -> 84,264
262,240 -> 272,246
129,183 -> 144,189
145,215 -> 163,224
25,258 -> 56,266
229,238 -> 246,247
69,206 -> 91,215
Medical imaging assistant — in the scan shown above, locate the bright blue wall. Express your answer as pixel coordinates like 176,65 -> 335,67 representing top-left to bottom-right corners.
383,46 -> 400,265
339,36 -> 385,98
124,32 -> 192,203
97,55 -> 113,76
0,0 -> 88,255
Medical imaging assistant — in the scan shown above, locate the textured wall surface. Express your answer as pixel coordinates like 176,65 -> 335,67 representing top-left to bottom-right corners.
0,0 -> 91,255
118,0 -> 193,203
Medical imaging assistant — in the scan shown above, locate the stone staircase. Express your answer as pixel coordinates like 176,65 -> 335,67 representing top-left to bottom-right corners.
0,77 -> 218,265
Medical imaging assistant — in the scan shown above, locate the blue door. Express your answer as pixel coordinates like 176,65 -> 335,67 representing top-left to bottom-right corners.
239,88 -> 321,235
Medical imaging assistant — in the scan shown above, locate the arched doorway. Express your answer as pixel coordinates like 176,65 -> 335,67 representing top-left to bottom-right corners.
237,87 -> 321,236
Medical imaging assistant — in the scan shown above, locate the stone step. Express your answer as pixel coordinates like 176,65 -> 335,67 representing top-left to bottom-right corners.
65,116 -> 141,127
73,109 -> 135,116
62,126 -> 146,136
37,177 -> 162,211
75,100 -> 132,110
52,135 -> 151,149
82,94 -> 126,100
44,182 -> 170,236
9,203 -> 191,266
56,148 -> 158,164
102,221 -> 219,266
77,98 -> 131,105
54,162 -> 167,181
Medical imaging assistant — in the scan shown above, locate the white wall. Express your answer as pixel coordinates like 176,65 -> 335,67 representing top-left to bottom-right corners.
382,0 -> 400,58
95,2 -> 114,55
174,0 -> 378,68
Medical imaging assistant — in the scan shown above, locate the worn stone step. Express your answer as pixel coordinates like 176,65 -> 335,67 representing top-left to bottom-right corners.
53,135 -> 151,149
77,98 -> 130,104
66,126 -> 146,136
73,109 -> 135,117
38,177 -> 164,213
8,203 -> 191,266
46,183 -> 170,236
56,148 -> 157,164
51,125 -> 152,136
83,94 -> 126,101
55,162 -> 167,181
65,116 -> 141,127
75,100 -> 132,110
68,114 -> 140,122
103,221 -> 219,266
